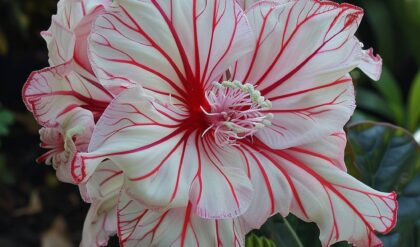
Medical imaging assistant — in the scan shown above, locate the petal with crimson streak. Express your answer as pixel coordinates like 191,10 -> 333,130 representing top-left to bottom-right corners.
88,0 -> 254,102
42,0 -> 111,67
80,161 -> 123,247
38,109 -> 95,184
81,200 -> 118,247
236,0 -> 291,11
117,190 -> 247,247
232,0 -> 379,149
42,17 -> 75,66
238,134 -> 397,247
72,86 -> 253,219
22,61 -> 113,127
234,131 -> 348,230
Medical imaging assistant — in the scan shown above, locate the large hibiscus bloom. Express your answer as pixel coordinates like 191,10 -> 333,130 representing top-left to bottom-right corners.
66,0 -> 396,246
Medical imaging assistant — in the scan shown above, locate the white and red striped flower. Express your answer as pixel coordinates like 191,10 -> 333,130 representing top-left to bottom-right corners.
23,0 -> 397,246
64,0 -> 397,246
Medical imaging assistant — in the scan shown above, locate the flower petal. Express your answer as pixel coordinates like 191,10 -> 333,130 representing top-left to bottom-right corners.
358,47 -> 382,81
22,62 -> 112,127
79,160 -> 124,203
258,74 -> 355,149
54,0 -> 110,30
89,0 -> 254,102
73,86 -> 253,218
233,0 -> 379,149
38,108 -> 95,184
81,200 -> 118,247
244,134 -> 397,247
80,161 -> 122,246
43,0 -> 110,67
42,18 -> 75,66
234,131 -> 348,229
232,144 -> 293,229
117,191 -> 246,247
236,0 -> 290,11
189,136 -> 254,219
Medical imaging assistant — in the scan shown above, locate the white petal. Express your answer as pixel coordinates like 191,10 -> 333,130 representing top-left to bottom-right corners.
257,75 -> 355,149
242,134 -> 397,247
43,0 -> 110,67
236,0 -> 290,11
38,109 -> 95,184
89,0 -> 254,102
117,191 -> 246,247
233,0 -> 379,149
22,62 -> 112,127
42,18 -> 75,66
81,191 -> 118,246
80,161 -> 122,246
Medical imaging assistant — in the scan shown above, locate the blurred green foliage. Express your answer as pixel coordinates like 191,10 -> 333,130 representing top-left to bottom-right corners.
0,0 -> 57,55
0,107 -> 13,137
0,106 -> 14,185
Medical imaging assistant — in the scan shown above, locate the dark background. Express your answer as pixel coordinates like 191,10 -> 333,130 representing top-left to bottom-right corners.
0,0 -> 419,246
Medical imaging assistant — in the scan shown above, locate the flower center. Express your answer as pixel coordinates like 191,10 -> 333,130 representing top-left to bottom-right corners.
202,80 -> 273,146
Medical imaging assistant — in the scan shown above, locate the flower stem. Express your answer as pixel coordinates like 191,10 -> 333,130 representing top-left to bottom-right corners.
282,217 -> 304,247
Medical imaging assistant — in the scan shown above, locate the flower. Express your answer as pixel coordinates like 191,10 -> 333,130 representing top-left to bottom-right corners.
64,0 -> 398,246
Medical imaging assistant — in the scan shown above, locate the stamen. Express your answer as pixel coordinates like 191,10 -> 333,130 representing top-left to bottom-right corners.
204,80 -> 273,146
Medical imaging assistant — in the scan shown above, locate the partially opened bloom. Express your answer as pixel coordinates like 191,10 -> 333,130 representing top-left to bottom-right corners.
66,0 -> 398,246
22,0 -> 118,245
23,0 -> 114,128
22,0 -> 114,182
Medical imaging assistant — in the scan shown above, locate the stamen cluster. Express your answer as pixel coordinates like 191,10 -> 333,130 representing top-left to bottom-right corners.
203,80 -> 273,146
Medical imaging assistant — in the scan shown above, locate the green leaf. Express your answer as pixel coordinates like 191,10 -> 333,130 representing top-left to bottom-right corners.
408,71 -> 420,131
246,234 -> 277,247
346,122 -> 420,247
254,214 -> 352,247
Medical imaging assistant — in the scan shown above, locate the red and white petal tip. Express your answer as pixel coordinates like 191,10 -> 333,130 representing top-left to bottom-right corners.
22,62 -> 112,127
241,134 -> 397,247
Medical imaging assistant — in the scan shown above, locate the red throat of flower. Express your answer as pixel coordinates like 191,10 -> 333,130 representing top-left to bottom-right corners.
202,80 -> 273,146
